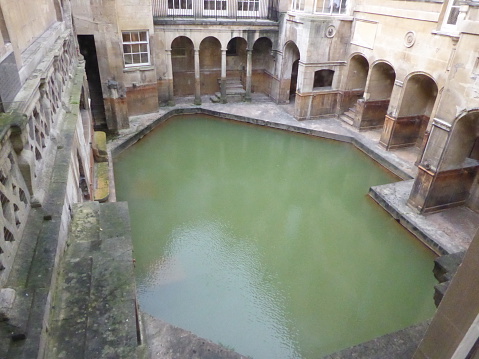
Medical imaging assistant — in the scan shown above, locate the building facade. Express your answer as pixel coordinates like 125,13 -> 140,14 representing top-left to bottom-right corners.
1,0 -> 479,357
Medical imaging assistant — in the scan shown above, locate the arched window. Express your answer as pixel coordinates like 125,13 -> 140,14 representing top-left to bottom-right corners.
313,70 -> 334,88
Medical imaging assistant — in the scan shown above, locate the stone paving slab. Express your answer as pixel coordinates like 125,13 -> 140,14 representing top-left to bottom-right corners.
370,180 -> 478,254
143,313 -> 250,359
46,202 -> 139,359
322,321 -> 430,359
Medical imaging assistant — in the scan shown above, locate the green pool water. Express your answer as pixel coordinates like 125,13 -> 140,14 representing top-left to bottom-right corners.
114,114 -> 436,359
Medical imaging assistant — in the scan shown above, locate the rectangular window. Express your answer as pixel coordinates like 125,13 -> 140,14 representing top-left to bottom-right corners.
315,0 -> 347,14
167,0 -> 193,15
238,0 -> 259,12
291,0 -> 305,11
204,0 -> 227,14
446,0 -> 460,25
122,31 -> 150,68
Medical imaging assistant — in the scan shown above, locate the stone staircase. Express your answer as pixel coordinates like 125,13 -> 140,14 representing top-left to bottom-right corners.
45,201 -> 140,359
210,78 -> 246,103
339,106 -> 357,126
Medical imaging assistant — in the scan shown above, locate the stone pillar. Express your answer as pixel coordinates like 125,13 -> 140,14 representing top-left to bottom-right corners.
105,80 -> 129,132
220,49 -> 227,103
378,81 -> 403,149
166,49 -> 175,106
194,49 -> 201,105
245,49 -> 253,102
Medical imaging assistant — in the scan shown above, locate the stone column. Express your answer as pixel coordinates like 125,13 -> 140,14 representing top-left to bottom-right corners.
245,49 -> 253,102
378,80 -> 403,149
220,49 -> 227,103
194,49 -> 201,105
166,49 -> 175,106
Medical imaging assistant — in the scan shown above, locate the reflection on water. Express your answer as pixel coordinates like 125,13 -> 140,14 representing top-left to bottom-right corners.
114,115 -> 436,358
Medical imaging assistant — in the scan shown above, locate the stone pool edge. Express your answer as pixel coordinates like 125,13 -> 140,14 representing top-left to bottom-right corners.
107,105 -> 449,359
110,106 -> 416,179
108,106 -> 460,254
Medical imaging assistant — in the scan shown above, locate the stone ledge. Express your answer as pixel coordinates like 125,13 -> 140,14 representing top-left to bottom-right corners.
94,162 -> 109,203
322,321 -> 431,359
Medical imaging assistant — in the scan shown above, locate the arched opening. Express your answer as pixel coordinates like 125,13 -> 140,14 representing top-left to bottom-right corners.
442,111 -> 479,211
226,37 -> 247,79
313,70 -> 334,88
280,41 -> 300,103
290,59 -> 299,101
410,111 -> 479,213
357,61 -> 395,130
171,36 -> 194,96
252,37 -> 273,96
342,54 -> 369,111
368,62 -> 395,102
380,74 -> 438,150
199,36 -> 221,96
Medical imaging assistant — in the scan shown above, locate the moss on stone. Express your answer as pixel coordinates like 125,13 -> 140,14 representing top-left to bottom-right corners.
94,162 -> 109,202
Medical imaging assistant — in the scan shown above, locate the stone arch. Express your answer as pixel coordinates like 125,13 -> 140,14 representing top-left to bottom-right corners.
171,36 -> 195,96
280,41 -> 300,103
354,61 -> 396,130
199,36 -> 222,95
398,72 -> 438,118
443,110 -> 479,170
251,37 -> 274,95
416,110 -> 479,212
398,73 -> 438,144
346,53 -> 369,91
380,72 -> 438,150
339,53 -> 369,116
226,37 -> 247,78
367,61 -> 395,101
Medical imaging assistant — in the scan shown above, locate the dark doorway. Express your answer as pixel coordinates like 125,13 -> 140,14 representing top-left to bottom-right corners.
289,59 -> 299,101
77,35 -> 107,130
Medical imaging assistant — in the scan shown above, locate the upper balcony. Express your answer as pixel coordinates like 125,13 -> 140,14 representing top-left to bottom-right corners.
152,0 -> 280,22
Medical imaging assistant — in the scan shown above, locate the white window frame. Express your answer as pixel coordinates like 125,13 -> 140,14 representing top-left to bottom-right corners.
167,0 -> 193,15
314,0 -> 347,15
442,0 -> 461,32
203,0 -> 227,16
237,0 -> 259,16
122,31 -> 150,68
291,0 -> 305,12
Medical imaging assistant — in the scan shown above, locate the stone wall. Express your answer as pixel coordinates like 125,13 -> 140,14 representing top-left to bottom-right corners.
0,20 -> 94,288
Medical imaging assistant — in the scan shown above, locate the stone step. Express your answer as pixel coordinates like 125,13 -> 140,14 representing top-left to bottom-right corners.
250,93 -> 271,102
210,92 -> 221,103
226,83 -> 244,89
345,110 -> 356,118
226,88 -> 246,95
46,201 -> 139,359
225,94 -> 245,102
340,114 -> 354,126
225,77 -> 242,83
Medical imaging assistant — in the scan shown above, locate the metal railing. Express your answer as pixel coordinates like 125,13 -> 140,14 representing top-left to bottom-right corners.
153,0 -> 279,21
